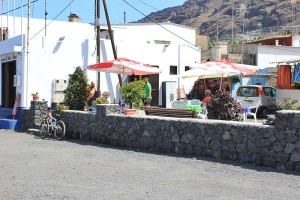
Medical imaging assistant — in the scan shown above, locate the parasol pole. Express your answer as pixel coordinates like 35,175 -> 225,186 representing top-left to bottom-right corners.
220,75 -> 223,90
102,0 -> 122,87
96,0 -> 101,91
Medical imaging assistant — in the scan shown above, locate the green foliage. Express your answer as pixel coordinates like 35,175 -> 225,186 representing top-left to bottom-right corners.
64,67 -> 88,110
189,78 -> 230,100
207,89 -> 244,120
275,97 -> 300,110
119,80 -> 145,109
92,97 -> 109,106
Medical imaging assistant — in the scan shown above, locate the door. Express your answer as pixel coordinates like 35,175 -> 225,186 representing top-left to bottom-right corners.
129,73 -> 159,107
262,87 -> 276,112
1,61 -> 16,108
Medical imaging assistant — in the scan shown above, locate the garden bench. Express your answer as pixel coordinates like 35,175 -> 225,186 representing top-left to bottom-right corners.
143,107 -> 197,118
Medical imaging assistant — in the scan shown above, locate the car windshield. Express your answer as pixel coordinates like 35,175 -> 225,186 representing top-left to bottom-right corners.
237,87 -> 259,97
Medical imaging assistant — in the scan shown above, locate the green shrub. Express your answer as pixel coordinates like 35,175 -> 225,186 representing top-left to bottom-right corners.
92,97 -> 109,106
207,89 -> 244,120
119,80 -> 145,109
275,97 -> 300,110
64,67 -> 88,110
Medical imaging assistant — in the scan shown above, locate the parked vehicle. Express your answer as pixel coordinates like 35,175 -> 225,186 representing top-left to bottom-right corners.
236,85 -> 277,118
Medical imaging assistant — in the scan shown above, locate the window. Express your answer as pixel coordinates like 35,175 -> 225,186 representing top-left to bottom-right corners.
237,87 -> 259,97
170,65 -> 177,75
263,87 -> 272,97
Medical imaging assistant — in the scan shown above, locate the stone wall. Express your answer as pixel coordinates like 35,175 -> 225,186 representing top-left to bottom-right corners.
23,104 -> 300,171
22,101 -> 48,129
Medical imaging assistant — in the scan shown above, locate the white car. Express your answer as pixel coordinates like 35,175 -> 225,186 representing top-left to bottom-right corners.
236,85 -> 277,118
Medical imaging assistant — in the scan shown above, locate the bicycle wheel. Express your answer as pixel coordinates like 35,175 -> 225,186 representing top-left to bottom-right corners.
54,120 -> 66,140
39,119 -> 49,139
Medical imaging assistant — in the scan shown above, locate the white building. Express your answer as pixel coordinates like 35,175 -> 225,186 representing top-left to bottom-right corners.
0,16 -> 201,109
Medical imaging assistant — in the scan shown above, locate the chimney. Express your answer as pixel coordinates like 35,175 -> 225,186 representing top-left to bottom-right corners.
68,13 -> 79,23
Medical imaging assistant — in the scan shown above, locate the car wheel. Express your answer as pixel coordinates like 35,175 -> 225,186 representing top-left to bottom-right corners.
259,107 -> 267,118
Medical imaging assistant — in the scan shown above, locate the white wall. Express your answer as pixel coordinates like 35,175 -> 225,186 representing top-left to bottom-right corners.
277,89 -> 300,106
254,45 -> 300,68
0,17 -> 201,107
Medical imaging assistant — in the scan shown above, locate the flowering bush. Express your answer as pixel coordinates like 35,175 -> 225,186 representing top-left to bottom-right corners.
101,91 -> 111,99
207,89 -> 244,120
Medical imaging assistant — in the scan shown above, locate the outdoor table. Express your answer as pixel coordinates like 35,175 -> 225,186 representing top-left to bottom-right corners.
187,104 -> 202,113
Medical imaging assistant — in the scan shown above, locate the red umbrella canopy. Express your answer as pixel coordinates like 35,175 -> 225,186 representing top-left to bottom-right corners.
87,58 -> 161,75
211,59 -> 260,75
190,59 -> 260,76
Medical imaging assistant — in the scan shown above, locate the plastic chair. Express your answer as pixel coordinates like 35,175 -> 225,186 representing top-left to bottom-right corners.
190,99 -> 201,105
172,100 -> 188,109
239,100 -> 261,123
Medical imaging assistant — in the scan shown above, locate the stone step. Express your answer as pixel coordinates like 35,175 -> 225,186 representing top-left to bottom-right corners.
27,128 -> 41,136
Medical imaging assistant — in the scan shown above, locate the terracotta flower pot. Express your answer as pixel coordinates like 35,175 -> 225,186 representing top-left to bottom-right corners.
33,96 -> 39,101
123,108 -> 137,115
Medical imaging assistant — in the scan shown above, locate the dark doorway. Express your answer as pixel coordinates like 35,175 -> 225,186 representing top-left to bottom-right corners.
2,61 -> 16,108
129,72 -> 159,107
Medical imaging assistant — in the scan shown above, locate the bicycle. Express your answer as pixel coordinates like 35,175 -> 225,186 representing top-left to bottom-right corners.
39,108 -> 66,140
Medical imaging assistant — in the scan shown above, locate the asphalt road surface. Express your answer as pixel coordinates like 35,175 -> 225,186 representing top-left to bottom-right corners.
0,130 -> 299,200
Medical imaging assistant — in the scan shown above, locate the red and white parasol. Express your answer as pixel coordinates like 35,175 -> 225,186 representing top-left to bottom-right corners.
87,58 -> 161,75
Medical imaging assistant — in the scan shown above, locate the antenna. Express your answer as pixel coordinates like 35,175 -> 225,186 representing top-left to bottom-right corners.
45,0 -> 47,36
124,12 -> 126,23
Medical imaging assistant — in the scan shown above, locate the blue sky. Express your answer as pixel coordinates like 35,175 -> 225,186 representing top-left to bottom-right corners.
3,0 -> 186,24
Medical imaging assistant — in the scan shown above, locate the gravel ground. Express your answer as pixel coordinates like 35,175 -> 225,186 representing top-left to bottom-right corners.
0,130 -> 299,200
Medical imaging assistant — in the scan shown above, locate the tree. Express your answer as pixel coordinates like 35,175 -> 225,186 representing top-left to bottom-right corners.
64,67 -> 88,110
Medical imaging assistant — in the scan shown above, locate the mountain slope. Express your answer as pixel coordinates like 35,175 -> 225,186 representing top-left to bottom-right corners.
138,0 -> 297,40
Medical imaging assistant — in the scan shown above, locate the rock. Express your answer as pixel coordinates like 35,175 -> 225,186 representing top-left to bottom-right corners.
286,134 -> 298,143
222,131 -> 231,140
273,142 -> 284,152
275,152 -> 290,163
183,144 -> 193,154
210,140 -> 222,150
181,134 -> 190,144
290,151 -> 300,162
172,134 -> 180,143
291,118 -> 300,129
175,143 -> 183,154
285,161 -> 294,171
284,143 -> 295,154
262,157 -> 276,168
252,154 -> 262,165
202,148 -> 213,157
275,163 -> 286,171
236,143 -> 247,153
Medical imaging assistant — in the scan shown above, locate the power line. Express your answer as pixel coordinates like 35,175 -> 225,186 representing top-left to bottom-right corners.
135,0 -> 160,12
29,0 -> 75,41
1,0 -> 39,15
122,0 -> 198,48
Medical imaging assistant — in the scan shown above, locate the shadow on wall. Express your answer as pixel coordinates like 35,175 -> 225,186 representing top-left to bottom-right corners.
52,41 -> 62,54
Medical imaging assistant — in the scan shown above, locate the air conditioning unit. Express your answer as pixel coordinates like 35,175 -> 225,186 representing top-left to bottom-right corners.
54,79 -> 68,92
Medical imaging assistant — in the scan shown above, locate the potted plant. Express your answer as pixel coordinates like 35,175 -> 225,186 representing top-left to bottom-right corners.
92,97 -> 109,106
31,92 -> 39,101
119,80 -> 145,115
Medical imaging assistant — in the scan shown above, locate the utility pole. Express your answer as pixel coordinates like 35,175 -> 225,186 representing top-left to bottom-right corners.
26,0 -> 30,107
96,0 -> 101,91
231,0 -> 235,42
102,0 -> 122,87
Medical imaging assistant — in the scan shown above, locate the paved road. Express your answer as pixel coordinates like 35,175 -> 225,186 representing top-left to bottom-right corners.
0,130 -> 299,200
